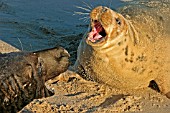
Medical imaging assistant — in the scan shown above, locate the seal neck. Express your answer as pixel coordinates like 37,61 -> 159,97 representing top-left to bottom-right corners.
126,20 -> 139,46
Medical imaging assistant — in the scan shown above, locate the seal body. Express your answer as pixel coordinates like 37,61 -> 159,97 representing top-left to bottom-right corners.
0,47 -> 69,113
74,0 -> 170,98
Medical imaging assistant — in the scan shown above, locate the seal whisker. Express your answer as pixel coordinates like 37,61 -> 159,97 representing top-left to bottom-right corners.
79,16 -> 90,20
82,1 -> 93,10
29,44 -> 33,51
73,1 -> 92,22
78,16 -> 90,23
73,11 -> 89,16
83,18 -> 90,23
75,6 -> 91,12
108,0 -> 113,9
17,37 -> 23,51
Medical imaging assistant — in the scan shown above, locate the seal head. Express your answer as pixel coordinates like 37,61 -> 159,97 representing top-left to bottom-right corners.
86,6 -> 131,49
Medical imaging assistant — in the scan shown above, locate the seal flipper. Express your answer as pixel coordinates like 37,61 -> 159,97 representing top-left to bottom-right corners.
154,74 -> 170,99
165,92 -> 170,99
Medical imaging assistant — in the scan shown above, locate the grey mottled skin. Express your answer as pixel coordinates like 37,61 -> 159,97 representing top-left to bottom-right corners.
0,47 -> 69,113
74,0 -> 170,98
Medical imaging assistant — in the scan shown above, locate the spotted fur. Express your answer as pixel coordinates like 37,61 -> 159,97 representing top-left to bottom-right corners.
74,0 -> 170,99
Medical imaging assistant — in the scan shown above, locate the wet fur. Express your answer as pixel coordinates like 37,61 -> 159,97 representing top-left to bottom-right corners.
0,47 -> 69,113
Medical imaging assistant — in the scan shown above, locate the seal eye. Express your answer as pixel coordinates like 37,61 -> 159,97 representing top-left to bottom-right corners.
116,18 -> 121,25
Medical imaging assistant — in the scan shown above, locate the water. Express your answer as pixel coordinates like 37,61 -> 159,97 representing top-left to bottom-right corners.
0,0 -> 127,50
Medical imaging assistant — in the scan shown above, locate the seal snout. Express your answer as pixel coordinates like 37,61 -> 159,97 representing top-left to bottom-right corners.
87,6 -> 124,45
35,47 -> 70,81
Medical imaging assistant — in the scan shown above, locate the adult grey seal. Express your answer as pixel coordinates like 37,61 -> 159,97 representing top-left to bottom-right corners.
0,47 -> 69,113
73,0 -> 170,98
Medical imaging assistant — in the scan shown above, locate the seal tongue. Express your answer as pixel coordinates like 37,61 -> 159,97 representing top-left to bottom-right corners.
88,23 -> 103,42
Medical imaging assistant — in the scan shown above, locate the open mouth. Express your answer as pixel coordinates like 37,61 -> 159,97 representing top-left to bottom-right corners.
88,21 -> 107,43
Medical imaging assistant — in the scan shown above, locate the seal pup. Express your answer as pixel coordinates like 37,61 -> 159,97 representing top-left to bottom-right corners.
0,47 -> 69,113
73,1 -> 170,98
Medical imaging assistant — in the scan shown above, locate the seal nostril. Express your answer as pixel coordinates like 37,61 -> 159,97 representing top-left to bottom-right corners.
102,7 -> 107,12
116,18 -> 121,25
91,19 -> 98,23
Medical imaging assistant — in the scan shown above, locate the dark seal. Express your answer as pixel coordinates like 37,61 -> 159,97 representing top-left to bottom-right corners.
0,47 -> 70,113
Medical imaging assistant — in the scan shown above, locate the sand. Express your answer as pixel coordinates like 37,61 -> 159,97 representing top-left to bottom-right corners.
0,40 -> 19,53
19,71 -> 170,113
